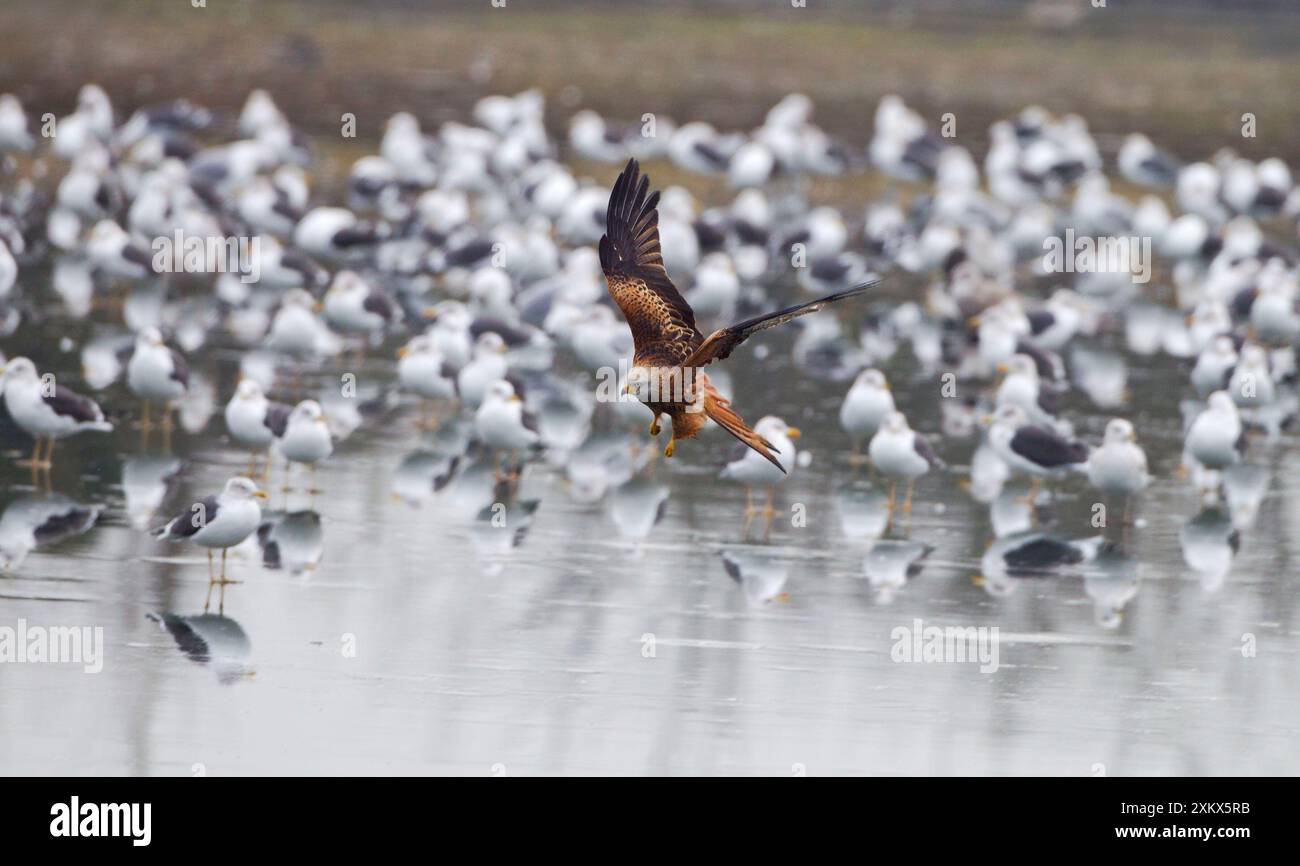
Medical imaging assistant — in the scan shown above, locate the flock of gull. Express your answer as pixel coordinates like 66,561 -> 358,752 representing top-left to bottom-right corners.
0,84 -> 1297,621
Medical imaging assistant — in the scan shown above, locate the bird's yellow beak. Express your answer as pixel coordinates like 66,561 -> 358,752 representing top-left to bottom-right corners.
786,427 -> 801,438
253,489 -> 268,500
967,316 -> 981,327
423,307 -> 438,319
508,394 -> 522,403
883,382 -> 892,392
971,574 -> 985,586
995,362 -> 1010,374
397,346 -> 410,358
1128,431 -> 1137,442
979,414 -> 994,425
312,300 -> 324,312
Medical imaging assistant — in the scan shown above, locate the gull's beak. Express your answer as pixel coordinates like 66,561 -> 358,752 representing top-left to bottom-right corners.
995,362 -> 1010,374
312,300 -> 324,312
883,382 -> 892,392
397,346 -> 410,358
253,489 -> 268,500
786,427 -> 802,439
979,414 -> 994,425
1128,431 -> 1137,442
967,316 -> 981,328
971,574 -> 986,586
423,307 -> 438,319
498,343 -> 509,355
508,394 -> 522,403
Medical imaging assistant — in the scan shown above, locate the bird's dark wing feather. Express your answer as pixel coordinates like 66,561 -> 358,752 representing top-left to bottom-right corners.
683,279 -> 878,368
1003,536 -> 1083,576
1010,426 -> 1088,467
168,349 -> 190,387
599,159 -> 702,364
264,402 -> 293,438
913,433 -> 945,469
43,386 -> 101,424
362,290 -> 396,322
164,494 -> 220,539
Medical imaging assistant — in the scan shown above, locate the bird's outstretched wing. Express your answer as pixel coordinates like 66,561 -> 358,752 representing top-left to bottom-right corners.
599,159 -> 703,364
683,279 -> 878,368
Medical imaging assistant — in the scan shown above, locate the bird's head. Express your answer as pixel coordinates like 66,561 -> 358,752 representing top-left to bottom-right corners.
1104,418 -> 1137,444
293,399 -> 328,426
486,379 -> 521,404
0,356 -> 37,384
224,476 -> 267,500
235,379 -> 264,401
137,326 -> 165,349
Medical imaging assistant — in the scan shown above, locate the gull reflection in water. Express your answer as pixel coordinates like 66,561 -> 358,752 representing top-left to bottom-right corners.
862,539 -> 933,603
257,509 -> 324,576
1083,546 -> 1140,628
835,486 -> 890,541
977,532 -> 1109,597
607,476 -> 669,541
721,548 -> 789,605
147,612 -> 253,684
0,493 -> 102,573
391,449 -> 460,507
1179,507 -> 1239,592
1222,463 -> 1269,530
121,454 -> 184,529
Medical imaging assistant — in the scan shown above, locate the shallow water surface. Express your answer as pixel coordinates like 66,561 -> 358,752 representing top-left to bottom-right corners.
2,270 -> 1298,777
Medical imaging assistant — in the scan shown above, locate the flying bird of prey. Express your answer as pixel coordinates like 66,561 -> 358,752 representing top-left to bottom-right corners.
600,159 -> 875,471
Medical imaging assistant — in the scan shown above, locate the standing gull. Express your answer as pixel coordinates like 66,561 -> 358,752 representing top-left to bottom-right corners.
152,476 -> 267,585
720,415 -> 801,537
127,326 -> 189,432
1087,418 -> 1150,524
867,410 -> 944,517
839,368 -> 894,461
1,357 -> 113,471
984,405 -> 1088,501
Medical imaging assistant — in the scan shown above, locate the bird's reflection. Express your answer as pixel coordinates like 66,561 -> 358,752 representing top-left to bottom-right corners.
977,531 -> 1109,597
1179,507 -> 1239,592
988,487 -> 1035,538
469,469 -> 540,572
862,538 -> 932,603
1222,463 -> 1269,529
147,612 -> 253,684
1083,546 -> 1140,628
566,431 -> 643,503
835,485 -> 889,540
0,493 -> 101,573
257,509 -> 324,576
391,449 -> 460,507
720,548 -> 789,605
121,453 -> 183,529
607,476 -> 669,540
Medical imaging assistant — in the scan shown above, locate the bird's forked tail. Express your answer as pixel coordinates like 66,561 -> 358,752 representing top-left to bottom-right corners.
702,384 -> 786,474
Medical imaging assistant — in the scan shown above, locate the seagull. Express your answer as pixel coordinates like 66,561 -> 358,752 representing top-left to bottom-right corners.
151,476 -> 267,584
474,380 -> 539,478
323,270 -> 399,342
127,326 -> 189,432
397,334 -> 457,426
839,368 -> 895,459
1190,335 -> 1237,397
1184,390 -> 1244,475
867,410 -> 944,517
275,400 -> 333,491
293,206 -> 387,258
720,415 -> 801,536
600,159 -> 873,466
1087,418 -> 1150,524
984,404 -> 1088,501
456,331 -> 510,409
1,357 -> 113,471
224,380 -> 291,474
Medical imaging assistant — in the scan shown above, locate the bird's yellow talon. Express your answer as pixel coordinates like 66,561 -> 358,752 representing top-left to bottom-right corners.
664,438 -> 675,458
649,418 -> 661,436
